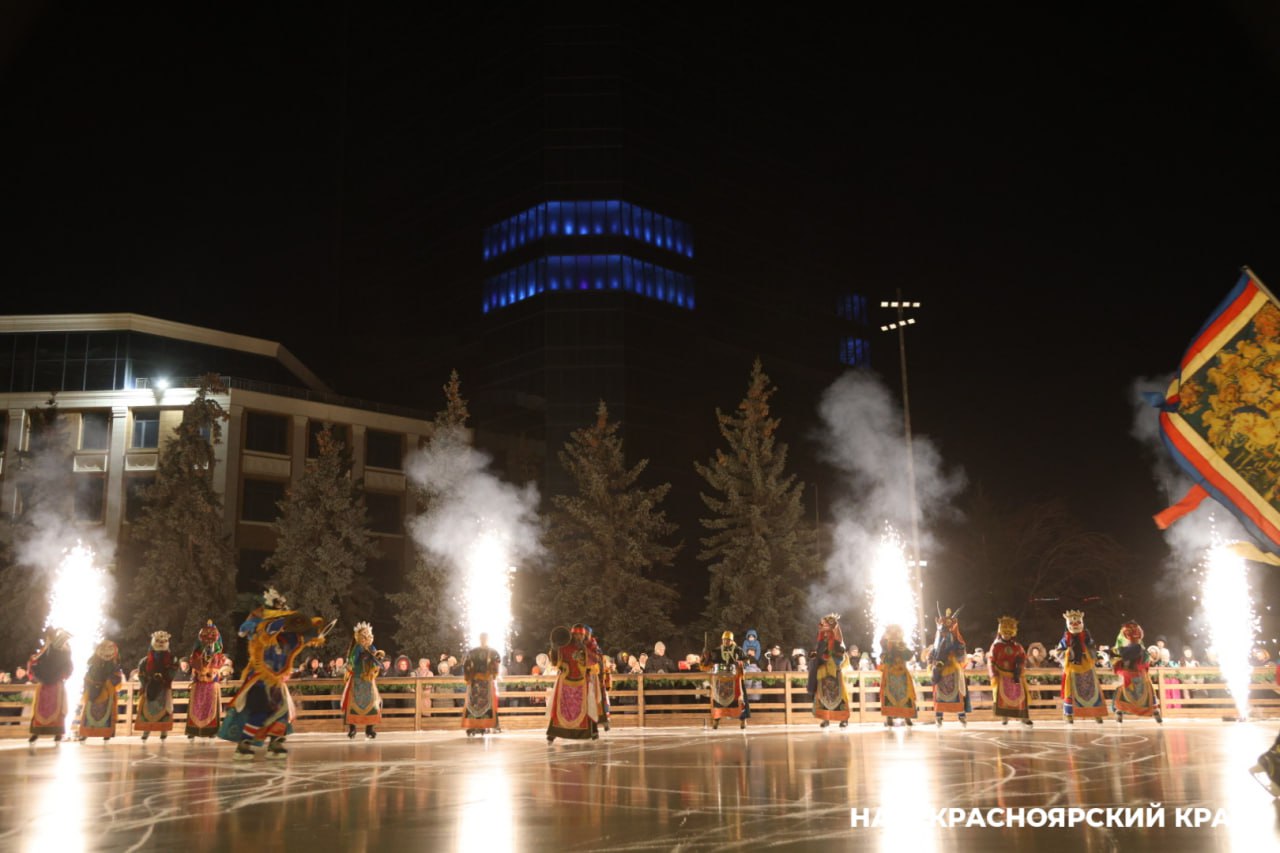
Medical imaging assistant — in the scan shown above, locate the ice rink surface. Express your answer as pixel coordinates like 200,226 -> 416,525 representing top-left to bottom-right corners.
2,720 -> 1279,852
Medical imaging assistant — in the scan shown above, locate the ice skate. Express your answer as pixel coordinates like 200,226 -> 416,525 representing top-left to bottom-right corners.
233,741 -> 255,761
141,731 -> 149,741
347,725 -> 357,739
1022,718 -> 1033,726
365,726 -> 376,739
266,737 -> 287,759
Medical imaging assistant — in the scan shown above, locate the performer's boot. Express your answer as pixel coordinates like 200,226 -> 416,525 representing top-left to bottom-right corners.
53,734 -> 62,743
740,718 -> 746,730
267,737 -> 287,758
347,724 -> 357,739
1022,718 -> 1033,727
28,733 -> 37,743
820,720 -> 829,728
233,740 -> 255,761
959,714 -> 967,728
905,718 -> 913,726
1095,716 -> 1103,725
1002,718 -> 1009,726
188,735 -> 195,741
884,719 -> 892,727
141,731 -> 149,741
1154,710 -> 1163,724
160,732 -> 167,741
365,725 -> 376,739
935,715 -> 943,728
1116,711 -> 1124,723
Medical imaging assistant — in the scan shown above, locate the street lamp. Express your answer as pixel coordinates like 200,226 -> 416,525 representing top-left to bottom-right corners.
880,292 -> 926,645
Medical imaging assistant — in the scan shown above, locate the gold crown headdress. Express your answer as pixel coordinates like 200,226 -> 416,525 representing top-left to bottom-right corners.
1062,609 -> 1084,621
354,621 -> 373,637
997,616 -> 1018,637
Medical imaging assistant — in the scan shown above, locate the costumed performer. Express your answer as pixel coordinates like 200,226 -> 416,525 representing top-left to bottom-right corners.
811,614 -> 851,728
989,616 -> 1032,726
700,630 -> 750,730
462,632 -> 502,736
1112,620 -> 1162,724
547,624 -> 601,742
342,621 -> 385,739
186,620 -> 231,739
218,588 -> 334,759
585,626 -> 610,732
1054,609 -> 1106,723
27,627 -> 73,743
878,623 -> 917,726
136,630 -> 180,741
931,606 -> 970,727
77,639 -> 124,741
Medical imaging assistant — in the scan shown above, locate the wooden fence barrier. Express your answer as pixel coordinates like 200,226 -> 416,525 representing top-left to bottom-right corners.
2,667 -> 1276,737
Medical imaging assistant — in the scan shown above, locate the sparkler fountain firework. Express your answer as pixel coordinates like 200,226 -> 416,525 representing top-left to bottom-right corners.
462,530 -> 516,657
45,541 -> 109,674
1201,542 -> 1259,719
868,524 -> 920,649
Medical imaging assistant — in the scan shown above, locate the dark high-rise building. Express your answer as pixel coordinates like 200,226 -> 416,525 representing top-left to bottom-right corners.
338,8 -> 874,618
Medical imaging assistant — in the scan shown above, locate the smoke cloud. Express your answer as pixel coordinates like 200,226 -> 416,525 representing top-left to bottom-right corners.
404,426 -> 542,650
814,371 -> 966,632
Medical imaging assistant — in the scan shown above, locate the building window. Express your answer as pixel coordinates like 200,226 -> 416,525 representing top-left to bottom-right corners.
365,492 -> 403,535
132,410 -> 160,449
839,337 -> 872,368
125,475 -> 156,522
241,478 -> 286,523
74,475 -> 106,523
80,412 -> 110,451
365,430 -> 404,471
244,412 -> 289,455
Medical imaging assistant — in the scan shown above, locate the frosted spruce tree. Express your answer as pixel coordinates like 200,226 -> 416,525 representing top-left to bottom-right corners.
127,376 -> 237,655
391,370 -> 469,658
543,401 -> 681,653
695,359 -> 819,649
264,424 -> 380,653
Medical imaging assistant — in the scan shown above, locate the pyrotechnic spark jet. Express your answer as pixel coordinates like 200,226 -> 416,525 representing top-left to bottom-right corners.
462,530 -> 514,656
46,542 -> 108,672
869,524 -> 919,650
1202,543 -> 1259,719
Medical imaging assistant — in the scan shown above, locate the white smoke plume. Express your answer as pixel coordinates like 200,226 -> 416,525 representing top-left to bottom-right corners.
814,371 -> 966,642
404,426 -> 542,654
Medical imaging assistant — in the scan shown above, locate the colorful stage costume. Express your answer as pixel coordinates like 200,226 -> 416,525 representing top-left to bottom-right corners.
878,624 -> 917,726
931,606 -> 970,726
136,631 -> 179,741
811,614 -> 851,728
218,588 -> 333,759
989,616 -> 1032,726
462,634 -> 502,735
1055,610 -> 1106,723
701,631 -> 750,730
186,621 -> 230,739
343,621 -> 385,739
547,624 -> 601,742
1112,621 -> 1162,723
27,627 -> 73,743
77,640 -> 123,741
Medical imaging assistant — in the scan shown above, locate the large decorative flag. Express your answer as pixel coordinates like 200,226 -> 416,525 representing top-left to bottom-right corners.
1152,267 -> 1280,564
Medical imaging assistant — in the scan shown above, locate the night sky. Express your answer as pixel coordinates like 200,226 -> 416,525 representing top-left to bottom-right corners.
4,5 -> 1280,637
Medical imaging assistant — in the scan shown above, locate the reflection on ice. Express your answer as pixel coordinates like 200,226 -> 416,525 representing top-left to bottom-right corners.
2,722 -> 1279,852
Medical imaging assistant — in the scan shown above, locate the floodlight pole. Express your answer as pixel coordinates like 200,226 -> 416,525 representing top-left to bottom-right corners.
882,290 -> 926,646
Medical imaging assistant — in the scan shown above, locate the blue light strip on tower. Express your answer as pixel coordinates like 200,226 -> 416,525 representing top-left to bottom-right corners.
481,254 -> 696,314
482,201 -> 695,261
